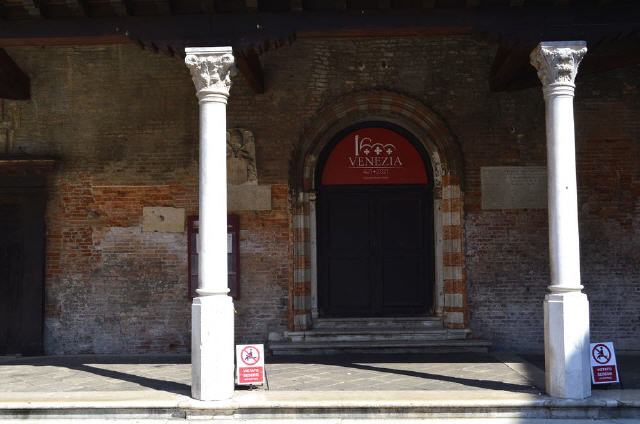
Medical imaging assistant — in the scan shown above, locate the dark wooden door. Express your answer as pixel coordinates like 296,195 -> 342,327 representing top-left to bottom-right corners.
0,188 -> 45,355
318,186 -> 433,317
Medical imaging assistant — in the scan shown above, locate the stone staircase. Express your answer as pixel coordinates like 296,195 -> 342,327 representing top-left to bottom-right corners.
269,316 -> 491,355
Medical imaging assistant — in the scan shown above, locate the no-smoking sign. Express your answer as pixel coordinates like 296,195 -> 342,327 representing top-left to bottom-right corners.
236,344 -> 265,385
590,342 -> 619,384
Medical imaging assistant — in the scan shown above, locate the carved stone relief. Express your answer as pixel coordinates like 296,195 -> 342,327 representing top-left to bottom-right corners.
225,128 -> 271,211
226,128 -> 258,185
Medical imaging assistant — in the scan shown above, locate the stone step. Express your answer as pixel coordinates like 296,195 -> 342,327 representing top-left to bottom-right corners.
284,328 -> 470,343
269,339 -> 492,356
313,316 -> 443,330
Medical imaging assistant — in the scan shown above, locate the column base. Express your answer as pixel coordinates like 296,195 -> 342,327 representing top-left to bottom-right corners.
544,291 -> 591,399
191,294 -> 235,401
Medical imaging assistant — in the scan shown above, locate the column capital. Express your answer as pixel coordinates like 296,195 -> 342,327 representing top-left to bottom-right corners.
530,41 -> 587,89
185,46 -> 236,101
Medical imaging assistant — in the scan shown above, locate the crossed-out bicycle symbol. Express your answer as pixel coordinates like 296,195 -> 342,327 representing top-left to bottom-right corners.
592,344 -> 611,364
241,346 -> 260,366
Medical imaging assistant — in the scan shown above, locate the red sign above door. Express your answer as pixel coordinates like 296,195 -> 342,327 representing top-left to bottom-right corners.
321,127 -> 428,185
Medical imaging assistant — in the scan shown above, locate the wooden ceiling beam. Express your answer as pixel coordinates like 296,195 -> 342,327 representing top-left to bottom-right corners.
289,0 -> 303,11
489,42 -> 537,92
234,47 -> 264,93
106,0 -> 130,16
65,0 -> 89,16
0,49 -> 30,100
22,0 -> 43,18
245,0 -> 258,12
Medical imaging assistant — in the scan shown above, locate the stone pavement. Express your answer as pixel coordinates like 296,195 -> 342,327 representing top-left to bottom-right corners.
0,353 -> 541,394
0,353 -> 638,421
265,353 -> 542,392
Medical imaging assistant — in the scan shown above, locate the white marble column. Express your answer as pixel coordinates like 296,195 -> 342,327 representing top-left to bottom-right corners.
185,47 -> 235,401
530,41 -> 591,399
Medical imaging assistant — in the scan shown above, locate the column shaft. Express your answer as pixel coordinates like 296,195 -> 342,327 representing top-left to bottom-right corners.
530,41 -> 591,399
545,88 -> 582,291
199,99 -> 229,295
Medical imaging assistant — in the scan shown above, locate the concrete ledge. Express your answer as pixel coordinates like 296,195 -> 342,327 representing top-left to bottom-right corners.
1,390 -> 639,420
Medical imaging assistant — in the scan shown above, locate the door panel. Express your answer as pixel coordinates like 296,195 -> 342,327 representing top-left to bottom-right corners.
318,186 -> 433,317
376,191 -> 431,314
379,196 -> 424,250
320,191 -> 373,316
327,258 -> 372,312
0,204 -> 23,354
380,254 -> 426,309
326,192 -> 370,251
0,189 -> 45,355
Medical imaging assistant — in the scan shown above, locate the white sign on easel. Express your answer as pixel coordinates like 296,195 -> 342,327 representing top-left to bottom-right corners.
590,342 -> 620,384
236,344 -> 265,385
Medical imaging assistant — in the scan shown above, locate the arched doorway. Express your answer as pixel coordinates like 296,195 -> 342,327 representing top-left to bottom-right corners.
316,122 -> 434,317
290,90 -> 465,332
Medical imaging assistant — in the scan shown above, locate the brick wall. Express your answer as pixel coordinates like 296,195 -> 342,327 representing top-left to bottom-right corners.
233,184 -> 291,343
5,36 -> 639,353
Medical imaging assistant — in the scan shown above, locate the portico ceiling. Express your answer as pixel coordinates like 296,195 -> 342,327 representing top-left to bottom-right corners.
0,0 -> 638,97
0,0 -> 638,20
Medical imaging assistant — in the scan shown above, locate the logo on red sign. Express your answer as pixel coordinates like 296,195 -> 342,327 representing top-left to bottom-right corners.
321,127 -> 428,186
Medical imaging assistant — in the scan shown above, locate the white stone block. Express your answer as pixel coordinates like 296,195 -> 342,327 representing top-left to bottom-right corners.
293,214 -> 306,229
442,211 -> 461,226
444,293 -> 464,308
442,184 -> 461,200
443,266 -> 462,281
544,292 -> 591,399
191,295 -> 235,400
142,207 -> 185,233
445,312 -> 464,325
442,239 -> 462,253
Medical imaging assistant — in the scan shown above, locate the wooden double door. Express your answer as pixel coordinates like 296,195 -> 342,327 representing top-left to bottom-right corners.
318,185 -> 434,317
0,183 -> 45,355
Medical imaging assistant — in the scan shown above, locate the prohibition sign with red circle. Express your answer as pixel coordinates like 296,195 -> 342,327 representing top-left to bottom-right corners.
592,343 -> 612,365
240,346 -> 260,366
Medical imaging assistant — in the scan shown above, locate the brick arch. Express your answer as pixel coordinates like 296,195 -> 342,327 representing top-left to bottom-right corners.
290,90 -> 466,331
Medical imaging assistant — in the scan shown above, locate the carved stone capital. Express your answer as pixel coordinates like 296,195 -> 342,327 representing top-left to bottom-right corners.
184,47 -> 236,100
530,41 -> 587,87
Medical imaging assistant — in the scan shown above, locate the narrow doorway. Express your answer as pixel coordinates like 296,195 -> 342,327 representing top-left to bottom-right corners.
0,178 -> 46,355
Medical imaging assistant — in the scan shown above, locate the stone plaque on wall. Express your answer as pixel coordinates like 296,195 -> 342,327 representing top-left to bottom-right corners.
227,185 -> 271,211
481,166 -> 547,210
142,207 -> 186,232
